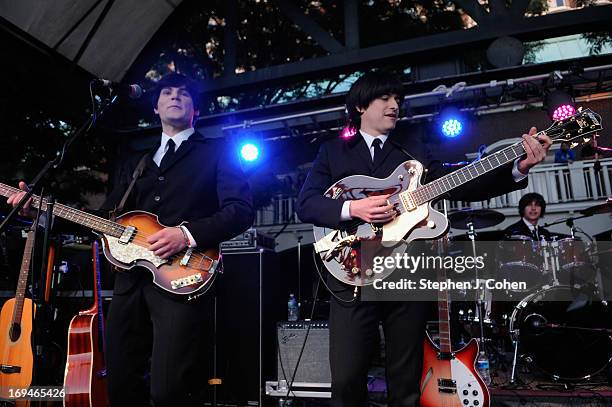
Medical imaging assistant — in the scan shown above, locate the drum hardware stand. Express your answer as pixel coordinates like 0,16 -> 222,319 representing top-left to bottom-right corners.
543,238 -> 561,286
509,329 -> 520,385
466,221 -> 489,356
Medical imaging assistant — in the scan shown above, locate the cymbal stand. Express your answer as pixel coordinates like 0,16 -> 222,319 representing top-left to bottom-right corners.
509,329 -> 520,385
467,221 -> 487,350
508,296 -> 530,386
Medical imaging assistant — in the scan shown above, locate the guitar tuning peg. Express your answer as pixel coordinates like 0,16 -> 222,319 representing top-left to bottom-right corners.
583,137 -> 591,144
570,142 -> 579,149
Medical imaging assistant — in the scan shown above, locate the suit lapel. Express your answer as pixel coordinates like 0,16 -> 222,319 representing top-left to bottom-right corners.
347,134 -> 374,172
145,141 -> 161,172
159,131 -> 205,173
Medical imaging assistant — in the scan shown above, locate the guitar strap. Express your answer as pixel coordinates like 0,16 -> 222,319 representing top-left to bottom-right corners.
110,153 -> 148,221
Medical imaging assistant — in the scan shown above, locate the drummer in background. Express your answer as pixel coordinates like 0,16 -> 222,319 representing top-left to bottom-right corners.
504,192 -> 552,240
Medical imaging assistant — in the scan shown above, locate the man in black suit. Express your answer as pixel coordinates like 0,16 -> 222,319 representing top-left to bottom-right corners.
504,192 -> 551,240
6,73 -> 254,406
100,73 -> 253,406
297,71 -> 551,406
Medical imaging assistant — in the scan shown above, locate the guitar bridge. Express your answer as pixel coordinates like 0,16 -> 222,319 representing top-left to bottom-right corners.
0,364 -> 21,374
171,273 -> 203,290
118,226 -> 136,244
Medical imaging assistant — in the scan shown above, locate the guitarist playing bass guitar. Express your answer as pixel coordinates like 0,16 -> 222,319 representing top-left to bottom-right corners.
7,73 -> 254,406
296,70 -> 551,407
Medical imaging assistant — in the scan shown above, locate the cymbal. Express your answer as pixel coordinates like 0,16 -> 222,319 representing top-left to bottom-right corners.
581,198 -> 612,215
448,209 -> 505,230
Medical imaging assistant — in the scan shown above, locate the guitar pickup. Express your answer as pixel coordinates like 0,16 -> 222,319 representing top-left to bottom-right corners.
171,273 -> 203,290
399,191 -> 417,211
1,364 -> 21,374
437,378 -> 457,394
118,226 -> 136,244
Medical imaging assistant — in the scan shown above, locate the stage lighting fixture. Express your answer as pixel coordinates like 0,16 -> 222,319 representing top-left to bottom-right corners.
340,126 -> 357,139
240,143 -> 260,162
545,90 -> 576,121
438,107 -> 464,138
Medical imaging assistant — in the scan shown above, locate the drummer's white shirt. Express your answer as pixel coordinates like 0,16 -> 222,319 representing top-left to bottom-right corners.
522,217 -> 540,239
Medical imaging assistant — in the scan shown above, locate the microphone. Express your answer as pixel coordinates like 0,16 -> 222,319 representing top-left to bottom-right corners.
95,79 -> 143,99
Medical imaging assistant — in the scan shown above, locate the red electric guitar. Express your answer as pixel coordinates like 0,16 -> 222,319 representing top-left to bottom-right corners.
63,240 -> 110,406
419,240 -> 490,407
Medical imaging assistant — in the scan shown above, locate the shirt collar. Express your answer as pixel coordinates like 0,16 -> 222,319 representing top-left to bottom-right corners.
161,128 -> 195,151
522,217 -> 538,230
360,130 -> 388,149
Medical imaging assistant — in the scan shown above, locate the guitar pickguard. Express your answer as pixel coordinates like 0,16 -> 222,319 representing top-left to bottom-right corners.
103,235 -> 168,268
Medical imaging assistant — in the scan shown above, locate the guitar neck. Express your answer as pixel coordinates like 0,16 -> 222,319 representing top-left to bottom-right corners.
412,140 -> 527,205
93,240 -> 107,355
0,183 -> 124,238
436,264 -> 453,354
12,230 -> 35,327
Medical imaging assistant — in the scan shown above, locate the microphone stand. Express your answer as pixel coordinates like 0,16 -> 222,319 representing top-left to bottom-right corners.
0,91 -> 121,388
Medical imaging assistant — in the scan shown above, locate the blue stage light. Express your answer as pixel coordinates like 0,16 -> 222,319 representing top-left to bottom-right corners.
240,143 -> 260,162
441,118 -> 463,138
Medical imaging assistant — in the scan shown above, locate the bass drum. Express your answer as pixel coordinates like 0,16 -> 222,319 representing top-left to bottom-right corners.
509,285 -> 612,381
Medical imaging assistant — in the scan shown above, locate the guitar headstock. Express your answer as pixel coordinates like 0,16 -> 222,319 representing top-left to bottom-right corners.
544,108 -> 603,148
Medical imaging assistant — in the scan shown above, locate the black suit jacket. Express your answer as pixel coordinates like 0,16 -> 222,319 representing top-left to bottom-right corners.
297,133 -> 527,228
504,219 -> 551,240
101,131 -> 254,293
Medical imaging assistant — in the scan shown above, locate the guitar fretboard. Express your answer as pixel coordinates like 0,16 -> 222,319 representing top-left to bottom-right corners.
436,259 -> 452,354
0,183 -> 125,238
12,230 -> 35,327
412,142 -> 526,205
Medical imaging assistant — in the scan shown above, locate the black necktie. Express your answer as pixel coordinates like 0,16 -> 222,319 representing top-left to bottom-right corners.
372,138 -> 383,166
160,139 -> 176,170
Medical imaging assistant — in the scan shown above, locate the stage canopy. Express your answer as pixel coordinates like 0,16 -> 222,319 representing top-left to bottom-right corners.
0,0 -> 182,81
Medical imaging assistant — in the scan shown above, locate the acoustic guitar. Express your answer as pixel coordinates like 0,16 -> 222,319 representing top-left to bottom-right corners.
63,240 -> 110,406
0,228 -> 36,403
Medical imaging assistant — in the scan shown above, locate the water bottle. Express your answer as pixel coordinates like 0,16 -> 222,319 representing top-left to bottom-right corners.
476,350 -> 491,385
287,294 -> 299,321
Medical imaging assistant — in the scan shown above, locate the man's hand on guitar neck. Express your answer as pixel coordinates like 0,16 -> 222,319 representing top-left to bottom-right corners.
6,181 -> 36,218
348,194 -> 396,224
147,227 -> 189,259
517,127 -> 553,174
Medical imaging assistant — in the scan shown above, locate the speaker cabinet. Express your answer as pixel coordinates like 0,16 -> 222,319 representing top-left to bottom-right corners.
277,321 -> 331,384
213,248 -> 284,405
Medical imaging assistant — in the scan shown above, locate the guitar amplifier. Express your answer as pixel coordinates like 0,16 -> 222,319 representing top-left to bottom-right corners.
277,321 -> 331,384
220,228 -> 275,252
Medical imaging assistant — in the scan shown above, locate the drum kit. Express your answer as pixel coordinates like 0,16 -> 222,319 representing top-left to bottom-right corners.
446,199 -> 612,383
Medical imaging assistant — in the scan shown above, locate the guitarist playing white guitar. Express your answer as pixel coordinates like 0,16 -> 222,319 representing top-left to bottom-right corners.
296,70 -> 552,407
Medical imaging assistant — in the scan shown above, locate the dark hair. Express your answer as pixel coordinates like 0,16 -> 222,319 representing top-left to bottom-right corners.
519,192 -> 546,217
152,73 -> 201,113
345,71 -> 405,131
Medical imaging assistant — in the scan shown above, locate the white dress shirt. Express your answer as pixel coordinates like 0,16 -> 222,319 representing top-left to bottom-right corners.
522,217 -> 541,240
